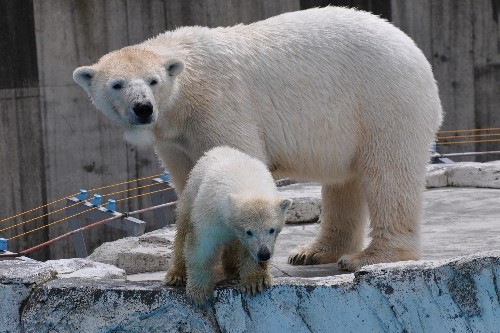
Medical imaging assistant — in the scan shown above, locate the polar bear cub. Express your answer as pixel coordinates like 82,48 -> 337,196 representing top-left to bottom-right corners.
165,146 -> 292,304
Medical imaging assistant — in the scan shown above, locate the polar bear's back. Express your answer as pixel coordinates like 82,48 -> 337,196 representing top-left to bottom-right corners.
182,147 -> 278,212
148,7 -> 441,136
148,7 -> 442,182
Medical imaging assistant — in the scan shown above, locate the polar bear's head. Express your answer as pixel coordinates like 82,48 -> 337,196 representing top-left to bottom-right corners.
229,195 -> 292,263
73,47 -> 184,146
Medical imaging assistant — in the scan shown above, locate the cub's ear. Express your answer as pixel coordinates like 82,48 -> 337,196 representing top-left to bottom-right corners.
279,198 -> 293,212
164,59 -> 184,77
73,66 -> 96,91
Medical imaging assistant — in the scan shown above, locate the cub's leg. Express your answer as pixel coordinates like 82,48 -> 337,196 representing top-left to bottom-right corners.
288,178 -> 367,265
338,161 -> 422,271
184,231 -> 219,304
221,238 -> 242,280
239,251 -> 272,295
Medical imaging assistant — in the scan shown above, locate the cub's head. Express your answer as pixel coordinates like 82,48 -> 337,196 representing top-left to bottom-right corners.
73,47 -> 184,145
229,195 -> 292,263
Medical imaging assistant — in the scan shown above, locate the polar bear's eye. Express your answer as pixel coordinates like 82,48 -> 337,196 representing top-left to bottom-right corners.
150,79 -> 158,86
269,228 -> 275,234
246,230 -> 253,237
112,83 -> 123,90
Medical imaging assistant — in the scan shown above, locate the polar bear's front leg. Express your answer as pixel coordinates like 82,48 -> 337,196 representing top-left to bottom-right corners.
184,232 -> 218,305
221,238 -> 243,280
239,251 -> 272,295
164,208 -> 190,286
155,144 -> 194,194
288,179 -> 367,265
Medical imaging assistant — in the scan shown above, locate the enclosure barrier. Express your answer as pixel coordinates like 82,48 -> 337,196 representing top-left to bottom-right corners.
0,126 -> 499,258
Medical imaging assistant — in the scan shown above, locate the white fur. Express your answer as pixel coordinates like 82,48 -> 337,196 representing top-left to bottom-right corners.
122,125 -> 155,147
167,146 -> 291,303
74,7 -> 443,271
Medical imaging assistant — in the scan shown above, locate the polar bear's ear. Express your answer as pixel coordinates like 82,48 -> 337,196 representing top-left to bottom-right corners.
279,198 -> 293,212
164,59 -> 184,77
73,66 -> 96,91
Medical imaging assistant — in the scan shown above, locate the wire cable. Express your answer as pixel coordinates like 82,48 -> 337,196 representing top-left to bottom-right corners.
7,204 -> 102,241
438,127 -> 500,134
115,187 -> 172,202
0,194 -> 77,224
0,199 -> 86,233
436,138 -> 500,145
6,186 -> 172,240
9,201 -> 177,256
87,173 -> 162,193
101,181 -> 166,198
437,132 -> 500,140
0,173 -> 163,229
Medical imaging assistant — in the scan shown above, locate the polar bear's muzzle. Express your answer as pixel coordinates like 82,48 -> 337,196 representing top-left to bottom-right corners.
129,101 -> 154,125
257,245 -> 271,262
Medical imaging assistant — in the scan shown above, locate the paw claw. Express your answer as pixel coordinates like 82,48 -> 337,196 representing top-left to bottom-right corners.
164,272 -> 186,286
337,253 -> 374,272
240,274 -> 272,296
187,287 -> 213,305
288,246 -> 338,266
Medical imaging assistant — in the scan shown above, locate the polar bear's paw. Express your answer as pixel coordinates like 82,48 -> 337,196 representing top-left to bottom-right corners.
164,267 -> 187,286
240,273 -> 272,295
186,283 -> 214,305
336,253 -> 374,272
287,246 -> 339,265
337,243 -> 420,271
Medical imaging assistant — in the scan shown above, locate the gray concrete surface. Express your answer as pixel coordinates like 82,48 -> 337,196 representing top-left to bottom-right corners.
3,161 -> 500,332
127,185 -> 500,281
19,252 -> 500,333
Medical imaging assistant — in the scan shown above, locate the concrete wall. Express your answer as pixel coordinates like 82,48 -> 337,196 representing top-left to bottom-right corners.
0,0 -> 499,259
1,253 -> 499,333
0,0 -> 299,260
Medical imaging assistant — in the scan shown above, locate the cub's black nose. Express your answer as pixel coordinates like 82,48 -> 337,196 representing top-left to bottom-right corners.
133,102 -> 153,122
257,245 -> 271,262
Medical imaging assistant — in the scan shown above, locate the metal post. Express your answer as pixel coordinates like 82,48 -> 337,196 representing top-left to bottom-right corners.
0,238 -> 7,252
65,196 -> 146,258
150,171 -> 178,228
431,141 -> 454,164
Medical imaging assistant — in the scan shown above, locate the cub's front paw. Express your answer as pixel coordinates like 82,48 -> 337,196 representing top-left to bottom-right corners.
240,273 -> 272,295
164,267 -> 187,286
186,284 -> 214,305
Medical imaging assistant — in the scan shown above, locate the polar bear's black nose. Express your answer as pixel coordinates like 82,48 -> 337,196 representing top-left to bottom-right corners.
133,102 -> 153,122
257,245 -> 271,262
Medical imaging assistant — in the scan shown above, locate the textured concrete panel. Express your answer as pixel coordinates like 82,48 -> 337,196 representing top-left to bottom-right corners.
19,252 -> 500,333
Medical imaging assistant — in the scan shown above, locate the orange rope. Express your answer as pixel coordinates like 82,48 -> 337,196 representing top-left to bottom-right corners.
6,186 -> 172,240
438,127 -> 500,134
436,138 -> 500,145
7,204 -> 101,240
0,173 -> 162,226
0,194 -> 77,224
437,132 -> 500,140
88,173 -> 162,193
115,187 -> 172,202
101,181 -> 164,198
0,200 -> 85,233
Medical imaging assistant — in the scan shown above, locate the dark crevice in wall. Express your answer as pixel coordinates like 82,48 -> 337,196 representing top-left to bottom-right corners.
0,0 -> 39,89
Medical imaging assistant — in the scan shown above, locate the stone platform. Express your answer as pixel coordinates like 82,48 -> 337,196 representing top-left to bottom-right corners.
1,161 -> 500,332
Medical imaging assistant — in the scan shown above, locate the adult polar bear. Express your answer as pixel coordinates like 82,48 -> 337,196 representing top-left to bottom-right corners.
73,7 -> 442,271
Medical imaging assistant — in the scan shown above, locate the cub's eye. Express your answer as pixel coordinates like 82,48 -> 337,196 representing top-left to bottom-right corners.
150,79 -> 158,86
269,228 -> 275,234
112,83 -> 123,90
246,230 -> 253,237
